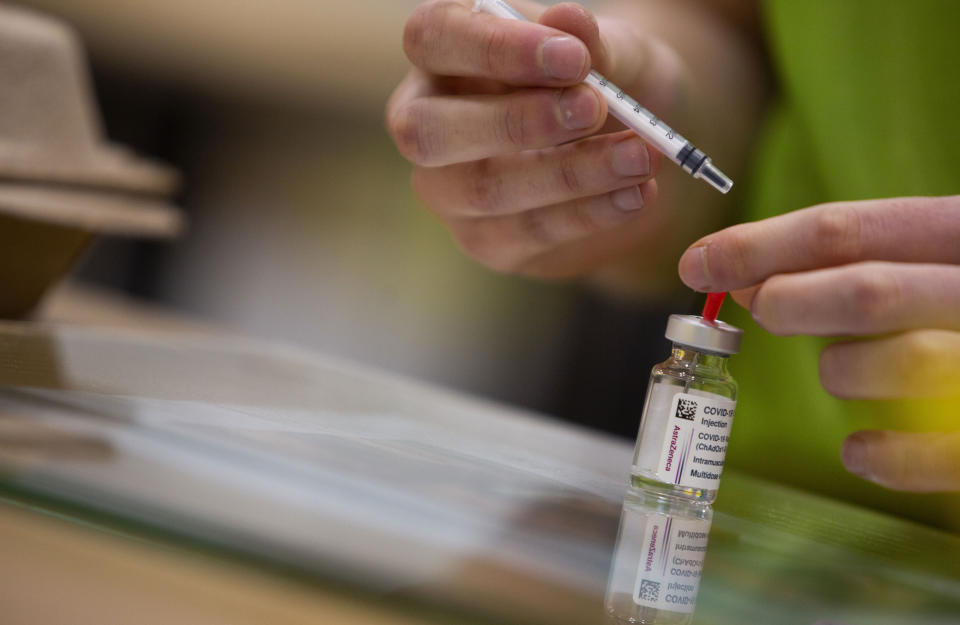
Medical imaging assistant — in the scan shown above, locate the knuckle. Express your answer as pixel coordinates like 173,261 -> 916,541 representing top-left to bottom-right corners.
480,24 -> 509,76
498,98 -> 527,149
519,208 -> 557,248
813,205 -> 863,263
569,202 -> 600,234
390,100 -> 437,165
849,269 -> 899,322
402,4 -> 428,64
464,159 -> 505,214
556,155 -> 584,195
402,20 -> 421,65
404,1 -> 457,66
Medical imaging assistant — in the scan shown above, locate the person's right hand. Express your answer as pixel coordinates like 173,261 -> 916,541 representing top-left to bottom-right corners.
387,0 -> 689,279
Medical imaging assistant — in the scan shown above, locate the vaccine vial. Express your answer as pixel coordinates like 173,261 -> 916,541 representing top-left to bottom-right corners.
604,486 -> 712,624
631,315 -> 742,503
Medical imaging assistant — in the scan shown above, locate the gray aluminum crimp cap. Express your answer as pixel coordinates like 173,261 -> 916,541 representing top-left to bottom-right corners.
665,314 -> 743,355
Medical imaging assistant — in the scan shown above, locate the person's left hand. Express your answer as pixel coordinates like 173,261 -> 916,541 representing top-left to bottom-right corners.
677,195 -> 960,492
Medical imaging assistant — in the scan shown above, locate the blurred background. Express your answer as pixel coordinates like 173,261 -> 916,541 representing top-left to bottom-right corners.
10,0 -> 692,436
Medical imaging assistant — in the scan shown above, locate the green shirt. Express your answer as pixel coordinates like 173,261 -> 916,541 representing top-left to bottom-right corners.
725,0 -> 960,529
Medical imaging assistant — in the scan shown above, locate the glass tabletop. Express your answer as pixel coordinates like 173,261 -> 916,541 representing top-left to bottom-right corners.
0,322 -> 957,625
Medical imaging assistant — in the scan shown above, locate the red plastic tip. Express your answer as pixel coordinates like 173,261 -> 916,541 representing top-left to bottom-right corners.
702,292 -> 726,323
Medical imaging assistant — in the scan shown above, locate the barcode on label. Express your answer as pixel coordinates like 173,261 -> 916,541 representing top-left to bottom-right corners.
639,579 -> 660,602
675,398 -> 697,420
637,579 -> 660,602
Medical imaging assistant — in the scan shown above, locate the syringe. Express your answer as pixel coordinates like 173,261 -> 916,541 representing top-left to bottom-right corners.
473,0 -> 733,194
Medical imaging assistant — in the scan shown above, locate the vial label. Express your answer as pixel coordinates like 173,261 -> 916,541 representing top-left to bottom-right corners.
632,513 -> 710,613
655,392 -> 735,490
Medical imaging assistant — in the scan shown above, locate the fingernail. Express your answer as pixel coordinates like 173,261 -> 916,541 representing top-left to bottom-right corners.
678,245 -> 712,291
556,85 -> 601,130
842,434 -> 870,478
611,138 -> 651,177
540,36 -> 587,80
611,185 -> 644,211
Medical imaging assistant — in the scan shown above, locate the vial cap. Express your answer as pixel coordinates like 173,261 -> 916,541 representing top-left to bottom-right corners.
665,314 -> 743,355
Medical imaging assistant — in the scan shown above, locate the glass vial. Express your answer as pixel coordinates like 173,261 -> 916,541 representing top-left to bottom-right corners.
604,486 -> 713,624
631,315 -> 742,503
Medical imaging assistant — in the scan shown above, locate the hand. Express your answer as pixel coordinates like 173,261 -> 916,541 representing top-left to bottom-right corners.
387,0 -> 690,278
677,195 -> 960,492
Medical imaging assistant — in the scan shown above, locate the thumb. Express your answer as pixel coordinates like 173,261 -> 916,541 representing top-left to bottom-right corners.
842,430 -> 960,492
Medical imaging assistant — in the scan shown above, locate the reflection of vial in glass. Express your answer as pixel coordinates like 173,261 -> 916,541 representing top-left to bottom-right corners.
605,486 -> 712,624
631,315 -> 742,503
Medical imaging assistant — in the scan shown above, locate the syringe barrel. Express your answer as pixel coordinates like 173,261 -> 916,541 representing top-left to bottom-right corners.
584,71 -> 688,162
472,0 -> 524,20
473,0 -> 733,194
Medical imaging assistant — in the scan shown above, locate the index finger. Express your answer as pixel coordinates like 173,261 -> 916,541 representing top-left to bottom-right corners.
678,195 -> 960,292
403,0 -> 590,86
